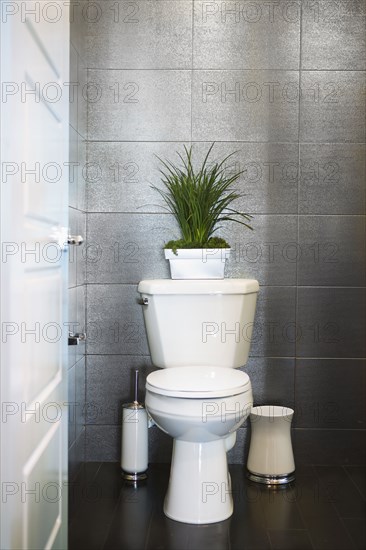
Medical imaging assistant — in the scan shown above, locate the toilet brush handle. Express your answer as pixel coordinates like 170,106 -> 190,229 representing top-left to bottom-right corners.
134,369 -> 139,404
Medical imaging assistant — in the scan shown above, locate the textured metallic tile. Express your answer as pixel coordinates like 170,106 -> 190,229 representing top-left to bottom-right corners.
299,143 -> 366,214
194,0 -> 300,70
88,69 -> 191,141
296,287 -> 366,358
227,427 -> 249,464
223,215 -> 298,285
77,137 -> 86,211
299,71 -> 366,143
298,216 -> 366,286
75,357 -> 86,440
86,1 -> 192,69
77,60 -> 87,140
302,0 -> 366,70
75,428 -> 86,468
68,363 -> 76,446
69,129 -> 86,211
69,128 -> 78,209
85,425 -> 120,461
249,286 -> 297,358
86,284 -> 150,355
76,285 -> 86,363
68,288 -> 78,366
242,357 -> 295,408
69,44 -> 78,132
86,213 -> 174,283
69,210 -> 85,287
192,70 -> 300,141
295,359 -> 366,429
68,208 -> 77,287
147,425 -> 173,463
87,142 -> 189,213
191,142 -> 299,214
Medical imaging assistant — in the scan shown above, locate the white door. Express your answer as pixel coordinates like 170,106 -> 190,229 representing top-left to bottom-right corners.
0,2 -> 69,548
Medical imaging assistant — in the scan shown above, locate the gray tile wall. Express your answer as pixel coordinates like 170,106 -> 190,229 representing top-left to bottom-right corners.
68,0 -> 87,481
84,0 -> 366,465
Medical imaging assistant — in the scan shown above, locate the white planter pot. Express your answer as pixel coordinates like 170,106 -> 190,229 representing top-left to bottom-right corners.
164,248 -> 230,279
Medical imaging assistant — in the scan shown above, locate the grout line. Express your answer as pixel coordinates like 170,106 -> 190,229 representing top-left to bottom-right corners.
86,68 -> 366,72
86,139 -> 366,144
342,465 -> 366,501
85,211 -> 366,216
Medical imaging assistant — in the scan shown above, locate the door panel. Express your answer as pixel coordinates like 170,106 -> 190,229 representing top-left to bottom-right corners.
1,2 -> 69,548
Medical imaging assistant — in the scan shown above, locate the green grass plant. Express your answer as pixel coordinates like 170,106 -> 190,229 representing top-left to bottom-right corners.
152,143 -> 253,250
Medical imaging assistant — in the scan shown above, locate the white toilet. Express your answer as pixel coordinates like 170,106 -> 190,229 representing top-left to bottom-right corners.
138,278 -> 259,524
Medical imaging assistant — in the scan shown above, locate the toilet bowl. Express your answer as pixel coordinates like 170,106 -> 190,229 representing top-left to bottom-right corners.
138,278 -> 259,524
145,366 -> 253,523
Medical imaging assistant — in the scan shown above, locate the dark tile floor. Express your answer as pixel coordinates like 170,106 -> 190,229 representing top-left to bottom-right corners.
69,463 -> 366,550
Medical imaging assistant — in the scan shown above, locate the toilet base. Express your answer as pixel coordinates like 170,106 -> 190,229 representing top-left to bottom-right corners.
164,438 -> 233,524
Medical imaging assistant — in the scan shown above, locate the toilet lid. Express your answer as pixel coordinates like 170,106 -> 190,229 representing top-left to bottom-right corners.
146,366 -> 251,398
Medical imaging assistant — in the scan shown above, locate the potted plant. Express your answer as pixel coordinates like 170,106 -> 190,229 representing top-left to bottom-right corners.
152,143 -> 253,279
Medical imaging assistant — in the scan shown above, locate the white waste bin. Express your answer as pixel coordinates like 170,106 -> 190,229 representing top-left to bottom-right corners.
247,405 -> 295,485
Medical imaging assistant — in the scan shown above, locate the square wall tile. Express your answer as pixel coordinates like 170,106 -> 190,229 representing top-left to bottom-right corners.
86,142 -> 189,213
192,70 -> 300,141
86,213 -> 174,283
69,129 -> 86,212
86,355 -> 153,425
191,142 -> 299,214
85,425 -> 120,461
302,0 -> 366,70
75,356 -> 86,440
68,363 -> 76,446
86,1 -> 192,69
223,216 -> 298,286
148,426 -> 173,463
68,209 -> 86,286
242,357 -> 295,408
249,286 -> 297,358
68,286 -> 77,368
299,143 -> 366,214
68,208 -> 77,287
76,285 -> 86,363
69,127 -> 78,209
69,44 -> 78,133
87,69 -> 191,141
299,71 -> 366,143
86,284 -> 150,355
295,359 -> 366,429
227,427 -> 249,464
77,136 -> 86,212
77,58 -> 87,141
194,0 -> 300,70
297,287 -> 366,358
297,216 -> 366,287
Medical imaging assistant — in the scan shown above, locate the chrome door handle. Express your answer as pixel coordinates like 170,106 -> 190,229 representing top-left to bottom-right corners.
68,332 -> 86,345
68,235 -> 84,246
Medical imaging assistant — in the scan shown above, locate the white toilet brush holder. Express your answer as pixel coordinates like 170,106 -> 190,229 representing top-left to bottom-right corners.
121,369 -> 148,482
247,405 -> 295,485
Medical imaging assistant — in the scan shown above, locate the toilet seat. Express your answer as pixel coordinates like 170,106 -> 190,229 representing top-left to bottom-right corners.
146,366 -> 251,398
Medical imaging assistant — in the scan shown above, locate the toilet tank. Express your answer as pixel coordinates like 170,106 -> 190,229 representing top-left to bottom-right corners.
138,279 -> 259,369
